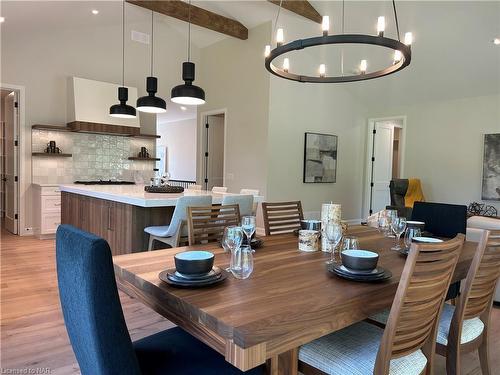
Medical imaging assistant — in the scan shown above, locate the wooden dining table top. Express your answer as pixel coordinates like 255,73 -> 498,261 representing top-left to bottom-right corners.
113,225 -> 477,373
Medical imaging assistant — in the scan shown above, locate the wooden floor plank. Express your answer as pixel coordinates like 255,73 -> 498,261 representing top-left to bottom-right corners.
1,227 -> 498,374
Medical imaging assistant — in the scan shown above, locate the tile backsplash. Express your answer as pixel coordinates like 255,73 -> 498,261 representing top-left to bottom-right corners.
32,130 -> 156,184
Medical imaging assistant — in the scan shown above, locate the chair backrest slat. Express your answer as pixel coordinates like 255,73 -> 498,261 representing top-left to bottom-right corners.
262,201 -> 304,235
187,204 -> 240,246
375,234 -> 464,374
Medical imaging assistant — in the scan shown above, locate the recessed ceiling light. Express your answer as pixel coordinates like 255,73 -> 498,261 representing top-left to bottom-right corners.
0,17 -> 5,23
91,9 -> 99,15
494,38 -> 500,45
180,106 -> 187,111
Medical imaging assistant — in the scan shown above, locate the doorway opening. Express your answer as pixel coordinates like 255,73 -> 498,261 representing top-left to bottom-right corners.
202,111 -> 226,191
363,116 -> 406,218
1,88 -> 20,234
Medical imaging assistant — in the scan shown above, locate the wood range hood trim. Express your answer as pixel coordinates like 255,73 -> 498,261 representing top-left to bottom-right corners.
32,123 -> 160,139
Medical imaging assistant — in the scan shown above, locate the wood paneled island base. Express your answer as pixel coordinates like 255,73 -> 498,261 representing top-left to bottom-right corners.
61,192 -> 173,254
113,227 -> 477,374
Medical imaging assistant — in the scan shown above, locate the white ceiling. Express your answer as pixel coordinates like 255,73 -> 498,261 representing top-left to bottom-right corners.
1,1 -> 499,109
157,102 -> 197,124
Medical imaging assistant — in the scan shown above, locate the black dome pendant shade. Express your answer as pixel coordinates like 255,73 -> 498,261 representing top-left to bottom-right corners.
171,62 -> 205,106
170,0 -> 205,106
110,0 -> 136,118
110,87 -> 136,118
137,11 -> 167,114
137,76 -> 167,113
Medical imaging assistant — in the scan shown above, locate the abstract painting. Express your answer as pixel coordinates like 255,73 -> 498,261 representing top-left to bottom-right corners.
482,133 -> 500,201
303,132 -> 337,183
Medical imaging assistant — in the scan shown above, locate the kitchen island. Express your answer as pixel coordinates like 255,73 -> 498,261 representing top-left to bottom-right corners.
59,184 -> 262,255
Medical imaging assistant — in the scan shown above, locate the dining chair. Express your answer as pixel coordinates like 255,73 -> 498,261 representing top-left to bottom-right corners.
56,225 -> 263,375
299,234 -> 465,375
187,204 -> 240,245
186,184 -> 202,190
222,195 -> 254,217
144,195 -> 212,250
212,186 -> 228,193
262,201 -> 304,235
435,229 -> 500,375
239,189 -> 260,215
412,201 -> 468,302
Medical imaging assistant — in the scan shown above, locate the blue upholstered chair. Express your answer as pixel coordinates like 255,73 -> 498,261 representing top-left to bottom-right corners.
144,195 -> 212,250
56,225 -> 264,375
222,194 -> 254,217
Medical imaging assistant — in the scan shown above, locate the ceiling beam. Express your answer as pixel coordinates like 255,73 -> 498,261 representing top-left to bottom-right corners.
126,0 -> 248,40
268,0 -> 322,24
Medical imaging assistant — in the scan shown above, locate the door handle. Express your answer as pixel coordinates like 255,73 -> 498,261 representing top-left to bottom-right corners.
107,206 -> 112,231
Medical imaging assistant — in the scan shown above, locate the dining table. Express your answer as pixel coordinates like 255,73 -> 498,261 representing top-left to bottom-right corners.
113,225 -> 477,375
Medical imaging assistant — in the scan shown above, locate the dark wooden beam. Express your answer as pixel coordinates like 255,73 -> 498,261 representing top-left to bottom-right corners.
268,0 -> 322,24
126,0 -> 248,40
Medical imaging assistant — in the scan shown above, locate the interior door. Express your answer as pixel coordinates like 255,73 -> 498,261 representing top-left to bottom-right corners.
4,92 -> 18,234
370,122 -> 394,214
204,115 -> 224,191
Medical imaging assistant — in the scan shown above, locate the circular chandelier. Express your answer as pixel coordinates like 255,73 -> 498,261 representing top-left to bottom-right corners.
264,0 -> 413,83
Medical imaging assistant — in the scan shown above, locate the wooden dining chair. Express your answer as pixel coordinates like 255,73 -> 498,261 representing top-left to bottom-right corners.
435,229 -> 500,375
299,234 -> 465,375
261,201 -> 304,235
187,204 -> 240,245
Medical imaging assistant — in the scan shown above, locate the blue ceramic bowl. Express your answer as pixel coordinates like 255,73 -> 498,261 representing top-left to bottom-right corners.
174,251 -> 214,276
341,249 -> 379,271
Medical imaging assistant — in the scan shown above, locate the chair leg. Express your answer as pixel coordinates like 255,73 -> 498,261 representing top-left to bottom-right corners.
445,347 -> 460,375
148,236 -> 154,251
478,337 -> 491,375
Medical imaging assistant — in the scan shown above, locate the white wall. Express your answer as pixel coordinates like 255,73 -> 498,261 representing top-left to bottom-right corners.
198,22 -> 270,198
1,3 -> 200,233
267,78 -> 368,221
157,118 -> 197,181
369,94 -> 500,213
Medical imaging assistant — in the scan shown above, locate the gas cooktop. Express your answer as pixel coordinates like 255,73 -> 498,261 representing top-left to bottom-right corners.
74,180 -> 135,185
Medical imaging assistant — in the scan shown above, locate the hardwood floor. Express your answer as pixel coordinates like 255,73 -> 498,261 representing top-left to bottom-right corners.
1,229 -> 499,374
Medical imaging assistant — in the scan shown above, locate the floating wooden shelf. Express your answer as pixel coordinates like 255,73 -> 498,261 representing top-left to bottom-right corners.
32,152 -> 72,157
128,157 -> 160,161
32,124 -> 160,139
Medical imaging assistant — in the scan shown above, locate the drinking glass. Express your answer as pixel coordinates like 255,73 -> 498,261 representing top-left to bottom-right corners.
325,222 -> 343,264
385,210 -> 398,237
230,245 -> 254,279
377,214 -> 389,235
222,226 -> 244,271
241,216 -> 256,249
404,227 -> 422,251
341,236 -> 360,251
391,217 -> 407,250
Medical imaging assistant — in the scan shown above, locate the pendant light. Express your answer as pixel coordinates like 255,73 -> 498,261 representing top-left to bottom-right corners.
137,11 -> 167,113
171,0 -> 205,106
110,0 -> 136,118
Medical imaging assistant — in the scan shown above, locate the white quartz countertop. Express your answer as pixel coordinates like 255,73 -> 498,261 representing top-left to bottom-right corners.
59,184 -> 263,208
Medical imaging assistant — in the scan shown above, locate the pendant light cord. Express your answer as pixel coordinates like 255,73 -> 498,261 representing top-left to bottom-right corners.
341,0 -> 345,76
188,0 -> 192,62
150,11 -> 154,75
392,0 -> 401,41
121,0 -> 125,86
273,0 -> 283,39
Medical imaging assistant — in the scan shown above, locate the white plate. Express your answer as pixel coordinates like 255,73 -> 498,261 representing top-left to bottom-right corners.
412,236 -> 443,243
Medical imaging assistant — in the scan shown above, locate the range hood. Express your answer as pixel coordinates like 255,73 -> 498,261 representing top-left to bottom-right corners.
67,77 -> 140,136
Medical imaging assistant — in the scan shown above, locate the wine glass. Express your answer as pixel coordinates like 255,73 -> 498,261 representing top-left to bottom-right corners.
404,227 -> 422,252
325,222 -> 343,264
391,217 -> 407,250
230,245 -> 254,279
222,226 -> 244,271
342,236 -> 360,251
241,216 -> 256,249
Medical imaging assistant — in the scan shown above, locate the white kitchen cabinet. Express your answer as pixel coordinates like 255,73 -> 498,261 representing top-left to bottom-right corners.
33,184 -> 61,238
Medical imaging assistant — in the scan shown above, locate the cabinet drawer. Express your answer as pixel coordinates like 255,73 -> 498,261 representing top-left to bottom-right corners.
40,186 -> 61,196
42,213 -> 61,234
42,196 -> 62,212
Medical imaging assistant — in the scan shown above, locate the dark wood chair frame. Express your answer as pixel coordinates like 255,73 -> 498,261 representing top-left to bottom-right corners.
262,201 -> 304,236
187,204 -> 240,246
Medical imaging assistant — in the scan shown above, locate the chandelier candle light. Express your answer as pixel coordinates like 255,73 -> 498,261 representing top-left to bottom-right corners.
264,0 -> 413,83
